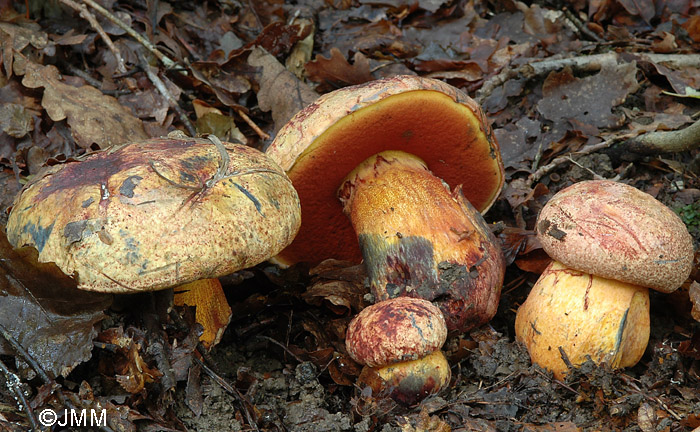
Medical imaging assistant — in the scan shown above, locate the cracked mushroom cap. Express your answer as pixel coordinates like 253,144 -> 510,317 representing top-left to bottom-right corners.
536,180 -> 694,293
266,75 -> 504,265
6,137 -> 301,293
345,297 -> 447,368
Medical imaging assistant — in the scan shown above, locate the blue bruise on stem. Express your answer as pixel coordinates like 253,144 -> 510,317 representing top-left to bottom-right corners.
21,221 -> 56,253
614,307 -> 630,355
233,182 -> 263,215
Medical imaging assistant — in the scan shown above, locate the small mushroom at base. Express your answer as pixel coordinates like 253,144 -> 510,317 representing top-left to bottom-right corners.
515,261 -> 650,380
345,297 -> 450,405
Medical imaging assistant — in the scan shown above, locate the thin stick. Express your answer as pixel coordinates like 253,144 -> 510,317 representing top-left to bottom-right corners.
525,134 -> 633,188
0,358 -> 40,431
236,109 -> 270,140
562,7 -> 604,42
80,0 -> 178,70
193,356 -> 260,431
59,0 -> 127,74
477,52 -> 700,103
138,53 -> 196,136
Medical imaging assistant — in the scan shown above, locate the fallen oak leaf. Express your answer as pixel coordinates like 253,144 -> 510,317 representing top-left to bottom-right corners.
0,231 -> 111,378
248,47 -> 318,135
305,47 -> 373,92
21,62 -> 148,149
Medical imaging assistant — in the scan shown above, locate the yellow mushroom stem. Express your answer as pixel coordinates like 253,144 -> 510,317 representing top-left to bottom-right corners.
515,261 -> 650,380
337,150 -> 504,332
358,350 -> 451,406
173,278 -> 232,349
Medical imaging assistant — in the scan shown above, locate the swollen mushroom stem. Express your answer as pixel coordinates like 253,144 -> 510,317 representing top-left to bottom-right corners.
338,151 -> 505,333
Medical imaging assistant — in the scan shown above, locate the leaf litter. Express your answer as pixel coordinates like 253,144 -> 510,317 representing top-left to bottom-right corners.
0,0 -> 698,431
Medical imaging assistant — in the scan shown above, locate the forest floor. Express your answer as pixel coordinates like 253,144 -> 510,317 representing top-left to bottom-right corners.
0,0 -> 699,431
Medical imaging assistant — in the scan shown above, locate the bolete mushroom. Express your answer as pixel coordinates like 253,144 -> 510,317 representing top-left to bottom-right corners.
338,151 -> 505,332
345,297 -> 450,405
267,75 -> 505,332
6,135 -> 301,346
266,74 -> 504,266
515,180 -> 694,379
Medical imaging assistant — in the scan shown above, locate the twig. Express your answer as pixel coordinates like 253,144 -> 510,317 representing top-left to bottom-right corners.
59,0 -> 127,74
477,52 -> 700,104
256,335 -> 305,363
0,358 -> 40,431
138,53 -> 196,136
193,355 -> 260,431
236,109 -> 270,140
61,63 -> 132,96
525,134 -> 633,188
620,117 -> 700,154
205,135 -> 230,188
562,7 -> 604,42
619,373 -> 683,421
80,0 -> 178,70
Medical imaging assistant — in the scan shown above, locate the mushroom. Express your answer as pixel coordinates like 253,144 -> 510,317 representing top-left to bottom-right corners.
6,135 -> 301,346
345,297 -> 450,405
266,75 -> 504,266
267,75 -> 505,332
338,151 -> 505,332
515,180 -> 694,379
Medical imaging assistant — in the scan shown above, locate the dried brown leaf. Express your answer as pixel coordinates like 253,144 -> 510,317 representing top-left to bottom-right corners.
305,47 -> 373,91
0,103 -> 32,137
617,0 -> 656,23
537,63 -> 639,129
0,232 -> 111,377
690,281 -> 700,322
21,62 -> 148,149
248,47 -> 318,134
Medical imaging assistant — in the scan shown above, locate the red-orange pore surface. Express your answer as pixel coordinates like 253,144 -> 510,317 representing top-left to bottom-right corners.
277,90 -> 503,265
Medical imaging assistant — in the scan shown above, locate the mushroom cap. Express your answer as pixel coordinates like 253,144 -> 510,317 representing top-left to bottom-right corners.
537,180 -> 693,293
6,137 -> 301,292
266,75 -> 504,265
515,261 -> 650,380
345,297 -> 447,368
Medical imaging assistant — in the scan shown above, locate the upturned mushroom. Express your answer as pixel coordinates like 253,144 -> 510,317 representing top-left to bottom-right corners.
6,135 -> 301,347
345,297 -> 450,405
267,75 -> 505,332
515,180 -> 694,379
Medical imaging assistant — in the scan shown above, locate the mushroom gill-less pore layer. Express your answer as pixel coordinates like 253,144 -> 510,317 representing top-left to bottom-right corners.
6,137 -> 301,292
515,261 -> 650,380
266,76 -> 503,265
537,180 -> 694,293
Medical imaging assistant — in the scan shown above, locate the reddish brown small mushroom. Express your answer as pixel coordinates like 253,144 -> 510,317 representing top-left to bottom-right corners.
266,75 -> 504,267
516,180 -> 694,379
346,297 -> 450,405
